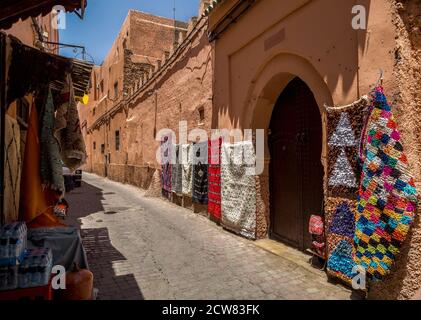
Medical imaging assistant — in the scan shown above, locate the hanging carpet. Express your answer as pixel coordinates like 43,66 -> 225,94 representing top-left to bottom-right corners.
192,141 -> 208,204
324,96 -> 369,285
160,135 -> 172,197
208,138 -> 222,221
40,88 -> 65,196
221,141 -> 256,239
181,144 -> 193,196
54,74 -> 87,172
171,144 -> 183,195
354,87 -> 418,281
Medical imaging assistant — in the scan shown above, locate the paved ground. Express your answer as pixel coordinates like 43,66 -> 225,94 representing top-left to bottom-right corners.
66,172 -> 352,300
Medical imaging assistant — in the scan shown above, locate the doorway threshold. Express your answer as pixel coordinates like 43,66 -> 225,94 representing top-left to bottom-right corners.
254,239 -> 324,277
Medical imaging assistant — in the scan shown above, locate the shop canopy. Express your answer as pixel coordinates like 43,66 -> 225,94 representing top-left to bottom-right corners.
0,0 -> 87,30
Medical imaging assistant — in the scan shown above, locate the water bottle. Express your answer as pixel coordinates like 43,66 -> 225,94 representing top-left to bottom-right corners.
38,254 -> 48,286
8,224 -> 19,259
27,255 -> 38,287
0,229 -> 8,259
18,255 -> 29,288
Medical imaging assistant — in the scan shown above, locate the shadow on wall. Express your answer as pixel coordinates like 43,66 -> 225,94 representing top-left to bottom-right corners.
397,0 -> 421,50
65,182 -> 144,300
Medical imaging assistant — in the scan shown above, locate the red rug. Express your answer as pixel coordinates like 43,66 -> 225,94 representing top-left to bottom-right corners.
208,138 -> 222,221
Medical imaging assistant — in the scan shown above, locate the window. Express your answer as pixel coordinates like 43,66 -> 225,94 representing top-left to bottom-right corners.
93,107 -> 96,116
114,82 -> 119,99
100,80 -> 104,93
93,142 -> 96,150
101,144 -> 105,154
115,130 -> 120,151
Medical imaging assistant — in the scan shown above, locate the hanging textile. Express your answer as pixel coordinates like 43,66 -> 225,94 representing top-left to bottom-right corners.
324,96 -> 369,284
354,87 -> 418,281
171,144 -> 183,195
20,102 -> 63,227
54,74 -> 87,172
3,115 -> 21,223
160,135 -> 172,197
181,144 -> 193,196
221,141 -> 256,239
208,137 -> 222,221
40,88 -> 65,196
192,141 -> 208,204
326,96 -> 369,198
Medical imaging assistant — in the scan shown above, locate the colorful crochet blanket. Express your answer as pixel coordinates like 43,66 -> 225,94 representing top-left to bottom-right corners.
354,87 -> 418,281
208,138 -> 222,221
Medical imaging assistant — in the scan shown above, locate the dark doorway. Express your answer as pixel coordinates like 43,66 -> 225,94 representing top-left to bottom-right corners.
269,77 -> 324,251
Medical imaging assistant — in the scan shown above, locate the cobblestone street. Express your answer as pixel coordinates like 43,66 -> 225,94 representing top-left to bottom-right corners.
66,173 -> 352,300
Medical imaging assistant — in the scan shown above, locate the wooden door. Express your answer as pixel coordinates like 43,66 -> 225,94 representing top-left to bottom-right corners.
269,77 -> 324,251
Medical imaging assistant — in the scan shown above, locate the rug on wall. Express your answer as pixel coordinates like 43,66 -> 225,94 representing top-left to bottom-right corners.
171,144 -> 183,195
354,87 -> 418,281
221,141 -> 256,239
324,96 -> 369,285
327,240 -> 357,281
181,143 -> 193,196
192,141 -> 208,204
208,138 -> 222,221
160,135 -> 172,198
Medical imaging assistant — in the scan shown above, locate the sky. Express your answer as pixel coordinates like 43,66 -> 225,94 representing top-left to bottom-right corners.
59,0 -> 200,65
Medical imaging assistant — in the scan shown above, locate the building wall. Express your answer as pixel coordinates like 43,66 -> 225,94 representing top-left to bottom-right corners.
209,0 -> 420,299
81,9 -> 189,175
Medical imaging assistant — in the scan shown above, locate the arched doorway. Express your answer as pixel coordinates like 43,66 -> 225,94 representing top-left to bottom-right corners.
269,77 -> 324,251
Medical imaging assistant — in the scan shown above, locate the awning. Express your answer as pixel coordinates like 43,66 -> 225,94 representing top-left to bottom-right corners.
0,0 -> 87,30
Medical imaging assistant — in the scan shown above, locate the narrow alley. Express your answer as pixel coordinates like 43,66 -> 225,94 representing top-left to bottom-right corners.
66,173 -> 351,300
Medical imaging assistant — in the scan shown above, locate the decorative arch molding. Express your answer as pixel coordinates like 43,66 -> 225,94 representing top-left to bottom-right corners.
243,52 -> 333,131
241,53 -> 332,239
